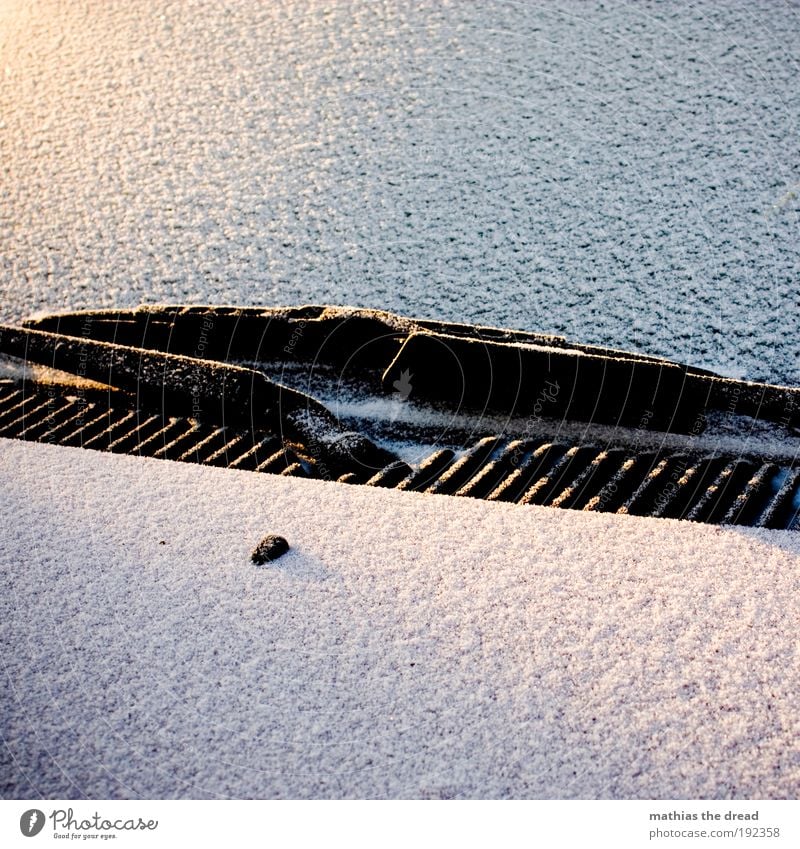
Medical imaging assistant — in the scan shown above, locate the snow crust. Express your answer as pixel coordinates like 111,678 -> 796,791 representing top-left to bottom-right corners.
1,1 -> 799,383
2,438 -> 799,799
2,0 -> 800,801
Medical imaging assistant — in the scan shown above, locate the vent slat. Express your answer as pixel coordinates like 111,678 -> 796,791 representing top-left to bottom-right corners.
32,401 -> 97,444
520,445 -> 599,506
176,428 -> 228,464
455,440 -> 533,499
105,414 -> 163,453
0,388 -> 25,416
686,461 -> 757,525
0,397 -> 57,435
650,458 -> 728,520
583,452 -> 660,513
60,407 -> 125,447
757,468 -> 800,530
255,448 -> 298,474
79,411 -> 140,450
486,442 -> 564,503
721,463 -> 779,527
0,381 -> 796,530
397,449 -> 455,492
0,392 -> 39,426
204,433 -> 250,467
150,422 -> 206,459
425,437 -> 502,495
550,448 -> 628,510
619,455 -> 690,516
366,460 -> 415,489
134,419 -> 189,457
14,398 -> 79,440
227,436 -> 282,471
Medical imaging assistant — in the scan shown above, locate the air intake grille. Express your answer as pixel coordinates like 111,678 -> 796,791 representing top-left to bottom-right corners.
2,379 -> 797,530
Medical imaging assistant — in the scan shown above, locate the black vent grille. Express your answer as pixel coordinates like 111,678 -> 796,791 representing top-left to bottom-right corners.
2,379 -> 797,530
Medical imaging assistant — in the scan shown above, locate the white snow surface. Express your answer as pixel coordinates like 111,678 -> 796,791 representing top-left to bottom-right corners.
2,438 -> 800,800
2,0 -> 800,801
1,0 -> 799,383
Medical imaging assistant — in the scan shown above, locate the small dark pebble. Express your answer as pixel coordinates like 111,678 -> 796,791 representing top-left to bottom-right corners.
251,534 -> 290,565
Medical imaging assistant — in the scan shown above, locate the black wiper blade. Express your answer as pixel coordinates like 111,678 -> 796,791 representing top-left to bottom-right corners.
381,328 -> 800,435
8,303 -> 800,435
0,320 -> 403,477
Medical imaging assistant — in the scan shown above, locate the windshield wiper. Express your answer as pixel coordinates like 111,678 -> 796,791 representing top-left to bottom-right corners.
3,303 -> 799,437
0,318 -> 403,478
